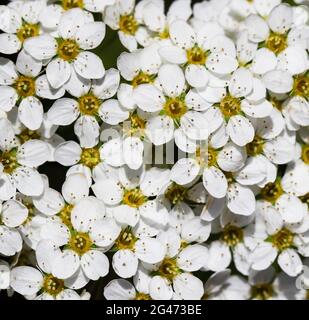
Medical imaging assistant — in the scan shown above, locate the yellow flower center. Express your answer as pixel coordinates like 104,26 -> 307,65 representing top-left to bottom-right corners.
126,113 -> 146,137
123,188 -> 147,208
219,94 -> 241,119
158,28 -> 169,39
265,33 -> 287,55
57,39 -> 80,62
17,129 -> 40,144
115,228 -> 137,251
13,75 -> 36,98
195,147 -> 218,167
61,0 -> 84,10
271,228 -> 294,251
251,283 -> 274,300
69,232 -> 93,255
131,72 -> 154,88
221,225 -> 244,247
119,15 -> 138,35
165,183 -> 188,205
246,135 -> 265,156
301,144 -> 309,164
163,97 -> 187,120
0,149 -> 19,174
186,46 -> 207,65
260,181 -> 284,203
80,147 -> 101,169
135,292 -> 152,300
78,93 -> 100,116
158,258 -> 181,281
58,204 -> 74,228
293,75 -> 309,98
43,274 -> 64,297
16,23 -> 39,42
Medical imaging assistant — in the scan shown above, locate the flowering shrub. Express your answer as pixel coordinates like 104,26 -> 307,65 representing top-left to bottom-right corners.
0,0 -> 308,300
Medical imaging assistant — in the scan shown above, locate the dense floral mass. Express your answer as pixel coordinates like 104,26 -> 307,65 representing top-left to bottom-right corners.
0,0 -> 308,301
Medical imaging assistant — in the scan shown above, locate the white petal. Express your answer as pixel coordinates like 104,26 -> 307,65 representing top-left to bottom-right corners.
52,249 -> 80,279
245,14 -> 269,42
18,97 -> 43,130
48,98 -> 79,125
23,35 -> 57,60
0,86 -> 18,112
17,139 -> 49,167
276,194 -> 306,224
76,21 -> 105,50
112,249 -> 138,278
229,67 -> 253,98
62,173 -> 89,205
170,158 -> 200,185
46,58 -> 71,89
146,115 -> 174,145
177,244 -> 208,272
13,166 -> 44,196
251,242 -> 277,271
207,241 -> 231,272
173,273 -> 204,300
241,99 -> 273,118
250,48 -> 277,75
104,279 -> 136,300
99,99 -> 129,125
135,238 -> 165,264
74,51 -> 105,80
35,75 -> 65,100
81,250 -> 109,280
149,276 -> 173,300
1,199 -> 27,227
158,64 -> 185,97
113,205 -> 139,227
74,115 -> 100,148
54,141 -> 81,166
185,64 -> 209,88
133,84 -> 165,112
278,249 -> 302,277
268,4 -> 293,34
203,166 -> 227,198
227,115 -> 254,146
158,45 -> 187,64
0,33 -> 21,54
169,20 -> 196,49
10,266 -> 42,296
33,188 -> 64,216
262,70 -> 293,94
206,53 -> 238,74
91,68 -> 120,100
89,218 -> 121,247
227,182 -> 255,216
58,7 -> 86,39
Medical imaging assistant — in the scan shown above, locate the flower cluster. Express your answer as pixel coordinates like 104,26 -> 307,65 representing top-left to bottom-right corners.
0,0 -> 308,300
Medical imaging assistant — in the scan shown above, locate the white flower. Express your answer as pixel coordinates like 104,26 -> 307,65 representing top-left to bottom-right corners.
104,0 -> 140,52
0,199 -> 27,256
112,227 -> 166,278
23,8 -> 106,89
250,201 -> 309,276
0,118 -> 49,200
117,45 -> 161,110
148,228 -> 207,300
39,196 -> 116,281
92,165 -> 170,232
0,2 -> 46,54
204,211 -> 255,275
47,68 -> 122,147
0,52 -> 64,129
159,19 -> 238,88
133,64 -> 217,147
10,240 -> 84,300
32,173 -> 89,222
54,139 -> 119,186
